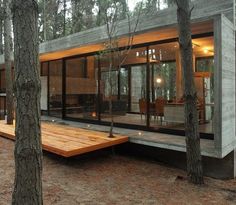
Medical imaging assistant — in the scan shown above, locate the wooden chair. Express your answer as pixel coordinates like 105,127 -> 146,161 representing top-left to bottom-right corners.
155,97 -> 166,124
139,98 -> 147,120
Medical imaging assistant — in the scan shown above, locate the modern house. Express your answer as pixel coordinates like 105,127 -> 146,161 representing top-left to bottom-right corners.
0,0 -> 235,178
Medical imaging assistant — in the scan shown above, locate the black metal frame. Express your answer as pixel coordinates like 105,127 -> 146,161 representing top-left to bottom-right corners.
42,32 -> 214,139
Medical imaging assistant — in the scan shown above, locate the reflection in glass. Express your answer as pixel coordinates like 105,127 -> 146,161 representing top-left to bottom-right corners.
65,56 -> 98,120
0,70 -> 5,93
49,60 -> 62,118
100,47 -> 147,126
149,37 -> 214,134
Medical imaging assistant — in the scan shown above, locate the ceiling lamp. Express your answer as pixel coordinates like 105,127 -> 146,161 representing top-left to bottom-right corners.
203,49 -> 209,54
156,78 -> 162,84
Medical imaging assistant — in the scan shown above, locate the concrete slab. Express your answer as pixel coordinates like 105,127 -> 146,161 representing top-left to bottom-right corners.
41,116 -> 220,158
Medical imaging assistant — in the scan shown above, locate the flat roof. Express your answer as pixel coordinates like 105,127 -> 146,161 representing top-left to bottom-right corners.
0,0 -> 233,65
38,0 -> 233,61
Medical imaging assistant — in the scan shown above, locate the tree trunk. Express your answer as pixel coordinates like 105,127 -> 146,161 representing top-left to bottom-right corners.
175,0 -> 204,184
0,18 -> 3,55
4,0 -> 14,125
11,0 -> 43,204
108,43 -> 114,138
63,0 -> 66,36
108,60 -> 114,138
42,0 -> 47,41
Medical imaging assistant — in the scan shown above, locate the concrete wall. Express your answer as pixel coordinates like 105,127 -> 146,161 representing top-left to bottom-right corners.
117,143 -> 236,179
221,15 -> 235,157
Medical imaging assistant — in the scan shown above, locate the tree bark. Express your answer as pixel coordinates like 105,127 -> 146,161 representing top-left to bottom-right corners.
42,0 -> 47,41
0,0 -> 3,55
4,0 -> 14,125
11,0 -> 43,204
63,0 -> 66,36
0,19 -> 3,54
175,0 -> 204,184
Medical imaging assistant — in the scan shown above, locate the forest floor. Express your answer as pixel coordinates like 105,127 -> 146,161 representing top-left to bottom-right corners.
0,137 -> 236,205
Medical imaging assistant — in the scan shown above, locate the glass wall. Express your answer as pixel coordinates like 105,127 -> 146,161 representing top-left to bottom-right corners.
0,70 -> 6,119
0,70 -> 5,93
40,62 -> 48,114
49,60 -> 62,118
0,96 -> 5,119
41,35 -> 214,136
100,47 -> 147,126
65,56 -> 99,120
148,37 -> 214,134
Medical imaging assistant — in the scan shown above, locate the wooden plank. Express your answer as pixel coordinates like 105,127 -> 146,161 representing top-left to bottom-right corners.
0,121 -> 128,157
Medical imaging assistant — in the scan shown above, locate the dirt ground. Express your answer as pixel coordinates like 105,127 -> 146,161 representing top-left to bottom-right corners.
0,137 -> 236,205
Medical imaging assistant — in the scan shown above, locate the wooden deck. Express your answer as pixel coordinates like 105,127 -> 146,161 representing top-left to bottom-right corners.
0,121 -> 128,157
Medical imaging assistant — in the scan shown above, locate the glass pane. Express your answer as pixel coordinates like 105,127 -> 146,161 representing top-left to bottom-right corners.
100,47 -> 147,126
83,56 -> 98,120
40,62 -> 48,113
120,67 -> 128,96
130,65 -> 146,112
65,56 -> 99,120
149,36 -> 214,134
196,57 -> 214,72
0,96 -> 5,119
101,70 -> 118,98
0,70 -> 5,93
41,62 -> 48,76
49,60 -> 62,118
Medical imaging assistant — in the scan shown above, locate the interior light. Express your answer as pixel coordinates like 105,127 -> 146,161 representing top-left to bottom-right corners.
156,78 -> 162,84
203,49 -> 208,54
159,50 -> 162,61
120,68 -> 125,73
138,132 -> 142,136
92,112 -> 96,117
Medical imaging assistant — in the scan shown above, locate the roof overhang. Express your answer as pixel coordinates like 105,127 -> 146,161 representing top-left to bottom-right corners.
0,0 -> 233,65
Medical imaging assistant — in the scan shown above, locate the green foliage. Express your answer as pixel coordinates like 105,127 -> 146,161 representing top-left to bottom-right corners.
38,0 -> 176,41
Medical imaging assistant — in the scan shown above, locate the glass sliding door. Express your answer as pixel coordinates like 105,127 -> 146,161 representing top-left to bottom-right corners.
0,70 -> 5,93
65,57 -> 85,118
119,67 -> 129,111
40,62 -> 49,115
49,60 -> 62,118
100,47 -> 148,126
65,56 -> 99,120
130,65 -> 146,113
148,37 -> 214,134
0,70 -> 6,119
